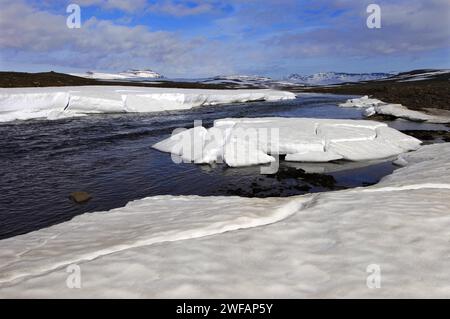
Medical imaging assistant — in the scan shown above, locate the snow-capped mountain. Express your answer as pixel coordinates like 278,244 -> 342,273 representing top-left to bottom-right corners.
201,75 -> 274,86
72,69 -> 164,81
218,75 -> 274,82
286,72 -> 392,85
118,69 -> 164,79
199,74 -> 294,88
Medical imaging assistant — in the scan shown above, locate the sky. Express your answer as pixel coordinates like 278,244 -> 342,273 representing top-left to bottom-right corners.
0,0 -> 449,78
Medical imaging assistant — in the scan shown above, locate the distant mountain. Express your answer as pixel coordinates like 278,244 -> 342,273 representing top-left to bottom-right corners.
202,75 -> 273,86
199,74 -> 294,88
216,75 -> 273,82
286,72 -> 392,85
118,69 -> 164,79
72,69 -> 164,81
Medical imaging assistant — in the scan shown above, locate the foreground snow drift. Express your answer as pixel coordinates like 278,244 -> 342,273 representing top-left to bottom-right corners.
1,143 -> 450,298
340,96 -> 450,123
0,86 -> 296,122
0,196 -> 308,287
153,117 -> 421,166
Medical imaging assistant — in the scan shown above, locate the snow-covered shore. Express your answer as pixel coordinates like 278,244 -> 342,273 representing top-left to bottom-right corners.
0,86 -> 296,123
340,96 -> 450,123
1,142 -> 450,298
153,117 -> 421,166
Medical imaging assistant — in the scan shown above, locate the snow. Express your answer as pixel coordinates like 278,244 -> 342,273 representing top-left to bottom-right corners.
364,104 -> 450,124
1,143 -> 450,298
285,150 -> 343,162
0,90 -> 71,122
0,195 -> 306,287
71,72 -> 130,80
71,69 -> 164,80
0,86 -> 296,123
340,96 -> 450,124
339,95 -> 384,108
213,75 -> 273,82
198,74 -> 297,89
153,117 -> 421,166
120,70 -> 164,79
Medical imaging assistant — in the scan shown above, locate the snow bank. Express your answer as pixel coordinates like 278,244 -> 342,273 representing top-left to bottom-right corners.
153,117 -> 421,166
0,195 -> 309,287
0,86 -> 296,123
340,96 -> 450,123
1,143 -> 450,298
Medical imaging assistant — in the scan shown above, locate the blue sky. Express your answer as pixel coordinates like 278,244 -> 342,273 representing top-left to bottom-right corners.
0,0 -> 449,78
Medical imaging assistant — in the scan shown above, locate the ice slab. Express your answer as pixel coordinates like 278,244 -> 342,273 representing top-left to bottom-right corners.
153,117 -> 422,166
0,86 -> 296,123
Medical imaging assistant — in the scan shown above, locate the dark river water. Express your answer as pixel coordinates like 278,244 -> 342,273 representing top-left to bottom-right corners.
0,93 -> 447,239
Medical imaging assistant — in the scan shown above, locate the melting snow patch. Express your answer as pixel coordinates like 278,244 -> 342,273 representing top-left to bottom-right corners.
153,117 -> 422,166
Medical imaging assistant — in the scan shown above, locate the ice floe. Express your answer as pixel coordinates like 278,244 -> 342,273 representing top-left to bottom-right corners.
0,86 -> 296,123
153,117 -> 422,166
1,143 -> 450,297
340,96 -> 450,123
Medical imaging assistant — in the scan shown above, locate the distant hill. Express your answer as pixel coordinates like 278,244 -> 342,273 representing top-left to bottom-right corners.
286,72 -> 392,85
72,69 -> 164,81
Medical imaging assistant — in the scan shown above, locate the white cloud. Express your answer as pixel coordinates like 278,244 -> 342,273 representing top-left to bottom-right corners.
0,0 -> 236,76
75,0 -> 148,13
265,0 -> 450,58
74,0 -> 217,16
146,0 -> 216,17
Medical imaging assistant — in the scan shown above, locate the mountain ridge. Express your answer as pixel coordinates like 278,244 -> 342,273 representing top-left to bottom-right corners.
286,71 -> 393,85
